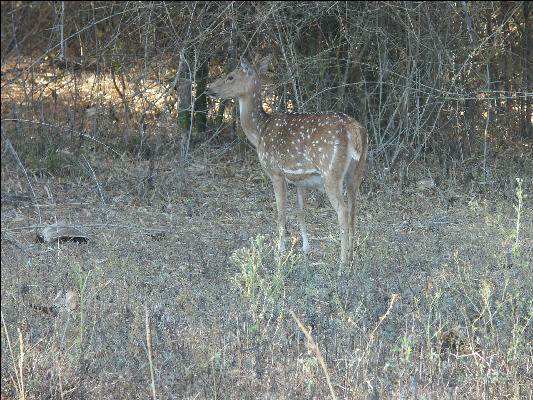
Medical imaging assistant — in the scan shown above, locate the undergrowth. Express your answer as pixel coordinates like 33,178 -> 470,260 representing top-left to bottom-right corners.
227,178 -> 531,398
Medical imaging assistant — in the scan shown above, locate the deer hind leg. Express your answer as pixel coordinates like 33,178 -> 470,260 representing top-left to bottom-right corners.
345,152 -> 366,262
345,159 -> 358,262
296,187 -> 310,254
271,175 -> 288,252
324,178 -> 349,265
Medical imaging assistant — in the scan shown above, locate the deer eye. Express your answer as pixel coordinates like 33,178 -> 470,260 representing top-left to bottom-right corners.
226,75 -> 234,82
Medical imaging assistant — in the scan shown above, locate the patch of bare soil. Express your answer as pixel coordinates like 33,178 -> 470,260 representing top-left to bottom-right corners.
1,144 -> 532,399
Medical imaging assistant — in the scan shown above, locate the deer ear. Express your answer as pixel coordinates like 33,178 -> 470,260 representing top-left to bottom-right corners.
257,54 -> 273,75
240,57 -> 252,75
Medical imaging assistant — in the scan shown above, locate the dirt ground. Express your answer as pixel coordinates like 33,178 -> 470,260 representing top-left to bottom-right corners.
1,141 -> 532,399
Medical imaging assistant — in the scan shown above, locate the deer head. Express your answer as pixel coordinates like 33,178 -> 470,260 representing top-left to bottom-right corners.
206,55 -> 272,99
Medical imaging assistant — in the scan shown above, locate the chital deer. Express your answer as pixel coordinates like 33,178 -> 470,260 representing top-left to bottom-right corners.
206,55 -> 368,265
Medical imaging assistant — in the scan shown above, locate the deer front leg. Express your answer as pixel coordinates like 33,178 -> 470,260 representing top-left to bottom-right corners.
271,175 -> 287,252
296,187 -> 310,254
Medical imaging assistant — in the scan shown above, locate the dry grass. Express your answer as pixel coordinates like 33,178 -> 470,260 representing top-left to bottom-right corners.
2,136 -> 532,398
2,59 -> 532,399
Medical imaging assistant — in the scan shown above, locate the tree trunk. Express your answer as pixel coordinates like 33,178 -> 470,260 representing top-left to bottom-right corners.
195,59 -> 209,135
177,78 -> 191,132
525,2 -> 532,138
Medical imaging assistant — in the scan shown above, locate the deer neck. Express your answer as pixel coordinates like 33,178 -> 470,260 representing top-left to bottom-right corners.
238,89 -> 268,148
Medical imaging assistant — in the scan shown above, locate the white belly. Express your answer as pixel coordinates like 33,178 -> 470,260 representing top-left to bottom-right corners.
285,173 -> 324,190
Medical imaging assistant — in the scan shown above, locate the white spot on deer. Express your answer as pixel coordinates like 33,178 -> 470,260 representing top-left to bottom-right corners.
328,142 -> 338,171
281,167 -> 317,175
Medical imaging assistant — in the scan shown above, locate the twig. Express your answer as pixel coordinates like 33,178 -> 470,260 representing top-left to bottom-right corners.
145,304 -> 157,400
2,118 -> 122,158
2,127 -> 42,224
17,328 -> 25,400
365,294 -> 399,356
82,154 -> 106,205
290,310 -> 336,400
1,312 -> 25,400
